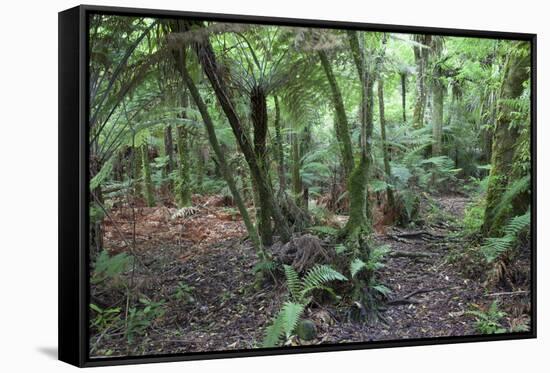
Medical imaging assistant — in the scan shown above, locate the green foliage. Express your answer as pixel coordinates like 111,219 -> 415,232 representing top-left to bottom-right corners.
307,225 -> 339,237
173,282 -> 195,304
466,301 -> 507,334
350,245 -> 389,278
90,304 -> 121,332
90,159 -> 113,191
92,250 -> 132,284
462,198 -> 485,235
493,175 -> 530,221
127,298 -> 165,344
481,208 -> 530,262
262,264 -> 346,347
253,260 -> 277,274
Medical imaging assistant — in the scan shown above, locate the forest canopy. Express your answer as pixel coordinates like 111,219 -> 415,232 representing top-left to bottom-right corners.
87,14 -> 532,358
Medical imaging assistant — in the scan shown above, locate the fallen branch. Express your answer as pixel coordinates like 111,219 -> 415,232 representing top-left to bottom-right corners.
485,290 -> 529,297
387,286 -> 449,306
389,250 -> 436,259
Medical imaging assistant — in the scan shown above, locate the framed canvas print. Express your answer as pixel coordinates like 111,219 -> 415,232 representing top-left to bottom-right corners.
58,4 -> 536,367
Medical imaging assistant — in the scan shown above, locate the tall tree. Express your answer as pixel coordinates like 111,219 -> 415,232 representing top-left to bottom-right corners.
482,42 -> 530,236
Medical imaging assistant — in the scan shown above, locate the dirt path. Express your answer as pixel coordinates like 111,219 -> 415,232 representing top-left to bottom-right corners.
321,194 -> 486,343
93,194 -> 491,357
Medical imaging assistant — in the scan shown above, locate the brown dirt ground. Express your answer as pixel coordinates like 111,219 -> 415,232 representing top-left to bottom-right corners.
90,194 -> 531,358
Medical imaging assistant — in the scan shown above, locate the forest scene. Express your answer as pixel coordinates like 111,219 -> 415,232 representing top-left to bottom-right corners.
88,14 -> 532,358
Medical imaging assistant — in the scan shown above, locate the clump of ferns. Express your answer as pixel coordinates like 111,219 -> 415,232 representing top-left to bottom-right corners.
262,264 -> 347,347
346,243 -> 392,323
482,207 -> 531,288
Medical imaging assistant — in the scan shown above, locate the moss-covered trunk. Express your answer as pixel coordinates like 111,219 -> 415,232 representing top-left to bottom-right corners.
377,76 -> 396,210
250,85 -> 274,246
318,50 -> 354,178
482,43 -> 530,236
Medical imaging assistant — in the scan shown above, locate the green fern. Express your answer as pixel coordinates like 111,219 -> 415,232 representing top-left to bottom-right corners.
283,265 -> 301,302
493,175 -> 530,220
263,264 -> 346,347
350,258 -> 367,278
307,225 -> 339,237
301,265 -> 348,298
481,208 -> 530,262
262,301 -> 305,347
281,302 -> 306,339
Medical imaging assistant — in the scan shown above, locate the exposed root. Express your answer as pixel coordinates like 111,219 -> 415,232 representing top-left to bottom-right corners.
271,234 -> 335,273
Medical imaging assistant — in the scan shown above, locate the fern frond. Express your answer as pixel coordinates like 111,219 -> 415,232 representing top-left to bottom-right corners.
481,208 -> 530,262
350,258 -> 367,278
262,310 -> 286,347
494,175 -> 530,219
301,265 -> 347,298
283,265 -> 302,302
503,208 -> 531,237
281,302 -> 305,339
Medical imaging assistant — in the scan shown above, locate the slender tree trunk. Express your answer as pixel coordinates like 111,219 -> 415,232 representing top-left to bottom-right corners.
318,50 -> 354,178
164,124 -> 174,174
400,72 -> 407,123
483,44 -> 530,236
173,89 -> 192,207
291,129 -> 301,202
432,64 -> 445,157
273,95 -> 287,193
175,124 -> 191,207
377,77 -> 395,210
412,36 -> 431,129
141,143 -> 155,207
177,24 -> 290,242
178,53 -> 266,262
132,146 -> 142,197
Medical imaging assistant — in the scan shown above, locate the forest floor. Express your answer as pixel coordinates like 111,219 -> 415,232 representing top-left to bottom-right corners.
91,193 -> 530,357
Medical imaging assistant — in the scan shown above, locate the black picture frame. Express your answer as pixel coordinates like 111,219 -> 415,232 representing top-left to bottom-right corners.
58,4 -> 537,367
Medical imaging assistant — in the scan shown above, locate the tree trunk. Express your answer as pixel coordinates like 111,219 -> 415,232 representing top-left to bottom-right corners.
400,72 -> 407,123
432,64 -> 445,157
482,44 -> 530,236
178,52 -> 266,262
377,77 -> 396,210
318,50 -> 354,178
141,143 -> 155,207
412,35 -> 431,129
175,124 -> 191,207
273,95 -> 287,193
132,145 -> 142,197
291,129 -> 301,202
250,85 -> 273,245
164,124 -> 174,174
181,24 -> 291,242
